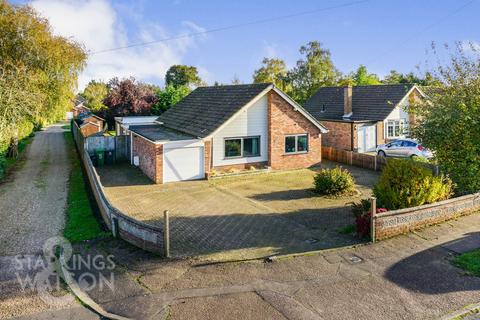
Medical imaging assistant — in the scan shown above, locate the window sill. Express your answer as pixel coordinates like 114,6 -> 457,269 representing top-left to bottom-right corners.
224,155 -> 261,160
283,151 -> 308,156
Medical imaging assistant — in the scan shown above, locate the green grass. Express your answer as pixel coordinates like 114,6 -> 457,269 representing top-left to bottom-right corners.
61,124 -> 71,130
106,130 -> 116,136
64,131 -> 109,242
453,249 -> 480,276
0,135 -> 34,181
337,224 -> 356,234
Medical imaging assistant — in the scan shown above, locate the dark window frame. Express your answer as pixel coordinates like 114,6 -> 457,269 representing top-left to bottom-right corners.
224,136 -> 261,159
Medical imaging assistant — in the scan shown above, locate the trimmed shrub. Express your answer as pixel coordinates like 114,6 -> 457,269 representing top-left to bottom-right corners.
313,167 -> 355,196
374,158 -> 453,210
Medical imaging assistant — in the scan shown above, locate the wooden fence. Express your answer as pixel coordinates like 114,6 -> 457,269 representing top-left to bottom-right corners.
321,146 -> 438,174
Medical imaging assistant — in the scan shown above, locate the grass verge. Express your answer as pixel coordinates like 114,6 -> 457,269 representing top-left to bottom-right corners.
453,249 -> 480,276
64,131 -> 109,242
0,135 -> 34,181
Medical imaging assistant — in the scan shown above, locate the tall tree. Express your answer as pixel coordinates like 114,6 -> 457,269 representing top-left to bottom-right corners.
0,1 -> 85,166
165,65 -> 202,87
82,80 -> 109,112
351,65 -> 381,85
102,77 -> 157,125
253,58 -> 289,91
410,43 -> 480,194
152,85 -> 190,115
287,41 -> 340,104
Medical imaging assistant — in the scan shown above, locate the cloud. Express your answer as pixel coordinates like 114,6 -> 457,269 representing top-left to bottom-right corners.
30,0 -> 208,90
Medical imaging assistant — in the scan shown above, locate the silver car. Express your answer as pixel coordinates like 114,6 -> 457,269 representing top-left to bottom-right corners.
376,139 -> 433,159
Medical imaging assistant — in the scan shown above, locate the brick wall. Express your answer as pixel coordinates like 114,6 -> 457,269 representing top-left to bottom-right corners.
268,91 -> 322,170
132,134 -> 163,184
319,121 -> 353,151
204,139 -> 212,177
374,193 -> 480,240
212,161 -> 268,174
80,122 -> 100,137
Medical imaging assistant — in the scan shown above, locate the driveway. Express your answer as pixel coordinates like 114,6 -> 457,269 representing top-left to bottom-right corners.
97,161 -> 378,261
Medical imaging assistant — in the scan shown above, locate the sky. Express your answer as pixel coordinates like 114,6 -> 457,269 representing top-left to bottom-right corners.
13,0 -> 480,90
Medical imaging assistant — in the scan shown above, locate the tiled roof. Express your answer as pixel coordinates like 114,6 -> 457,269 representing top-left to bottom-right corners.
304,84 -> 415,122
157,83 -> 272,138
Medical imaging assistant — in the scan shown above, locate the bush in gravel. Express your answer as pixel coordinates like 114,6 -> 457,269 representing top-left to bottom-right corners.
313,167 -> 355,196
373,158 -> 453,210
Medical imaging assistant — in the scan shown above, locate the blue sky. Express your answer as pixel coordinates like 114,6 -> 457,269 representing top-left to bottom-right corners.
17,0 -> 479,89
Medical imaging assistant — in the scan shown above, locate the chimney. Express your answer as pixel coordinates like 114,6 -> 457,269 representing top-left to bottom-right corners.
343,85 -> 352,119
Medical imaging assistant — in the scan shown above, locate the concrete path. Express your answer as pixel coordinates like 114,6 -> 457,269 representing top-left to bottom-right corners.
0,123 -> 69,256
72,211 -> 480,320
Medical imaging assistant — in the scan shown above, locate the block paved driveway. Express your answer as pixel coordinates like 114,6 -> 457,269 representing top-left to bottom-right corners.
98,161 -> 378,261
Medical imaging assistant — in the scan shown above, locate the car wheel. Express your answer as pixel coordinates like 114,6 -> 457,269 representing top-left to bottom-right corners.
410,154 -> 417,159
378,150 -> 386,157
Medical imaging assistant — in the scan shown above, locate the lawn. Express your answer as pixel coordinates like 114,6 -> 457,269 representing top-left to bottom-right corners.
453,249 -> 480,276
63,131 -> 108,242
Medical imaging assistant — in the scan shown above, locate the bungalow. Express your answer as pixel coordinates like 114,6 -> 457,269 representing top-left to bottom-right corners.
128,83 -> 328,183
303,84 -> 427,153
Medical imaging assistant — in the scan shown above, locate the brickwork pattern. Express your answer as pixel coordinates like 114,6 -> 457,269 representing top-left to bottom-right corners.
268,91 -> 322,170
375,193 -> 480,240
320,121 -> 353,151
132,134 -> 163,184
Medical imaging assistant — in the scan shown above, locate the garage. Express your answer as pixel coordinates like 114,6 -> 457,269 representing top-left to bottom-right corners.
163,141 -> 205,183
357,123 -> 377,153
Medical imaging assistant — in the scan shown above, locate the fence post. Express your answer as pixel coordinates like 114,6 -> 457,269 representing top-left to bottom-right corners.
370,197 -> 377,243
374,155 -> 377,171
163,210 -> 170,258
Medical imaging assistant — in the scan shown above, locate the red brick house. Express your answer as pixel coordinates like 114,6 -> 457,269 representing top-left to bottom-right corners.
128,83 -> 328,183
303,84 -> 427,153
78,114 -> 105,137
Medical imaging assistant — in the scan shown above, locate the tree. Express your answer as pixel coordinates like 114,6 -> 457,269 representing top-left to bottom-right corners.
351,65 -> 381,85
287,41 -> 341,104
0,1 -> 85,171
253,58 -> 290,91
82,80 -> 109,112
152,85 -> 190,115
165,65 -> 202,87
383,70 -> 441,86
102,77 -> 157,125
410,43 -> 480,194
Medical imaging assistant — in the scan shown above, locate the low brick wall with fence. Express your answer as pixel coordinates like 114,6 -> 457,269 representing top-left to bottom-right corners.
72,121 -> 166,254
373,193 -> 480,240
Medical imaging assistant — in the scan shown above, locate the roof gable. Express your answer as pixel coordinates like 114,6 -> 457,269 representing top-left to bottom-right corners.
157,83 -> 272,138
304,84 -> 417,122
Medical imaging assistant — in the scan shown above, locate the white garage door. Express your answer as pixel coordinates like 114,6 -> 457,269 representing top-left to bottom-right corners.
163,143 -> 205,183
357,124 -> 377,153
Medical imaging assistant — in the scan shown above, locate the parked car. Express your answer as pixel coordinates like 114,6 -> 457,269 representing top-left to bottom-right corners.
376,139 -> 433,159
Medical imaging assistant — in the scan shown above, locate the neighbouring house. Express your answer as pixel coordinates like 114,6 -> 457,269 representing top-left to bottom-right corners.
68,95 -> 90,119
77,113 -> 105,137
304,84 -> 427,153
114,116 -> 159,136
128,83 -> 328,184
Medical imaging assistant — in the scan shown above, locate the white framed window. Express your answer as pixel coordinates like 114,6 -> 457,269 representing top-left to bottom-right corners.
386,119 -> 406,138
224,136 -> 260,158
285,134 -> 308,154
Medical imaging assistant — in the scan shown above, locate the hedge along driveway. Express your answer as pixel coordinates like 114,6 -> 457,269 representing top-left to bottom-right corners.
97,161 -> 379,261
